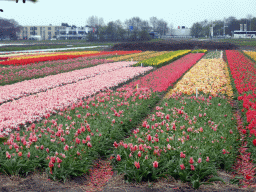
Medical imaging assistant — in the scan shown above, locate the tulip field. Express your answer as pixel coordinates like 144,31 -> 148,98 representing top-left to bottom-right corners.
0,48 -> 256,190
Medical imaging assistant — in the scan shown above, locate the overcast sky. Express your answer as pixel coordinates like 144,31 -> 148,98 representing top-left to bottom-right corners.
0,0 -> 255,29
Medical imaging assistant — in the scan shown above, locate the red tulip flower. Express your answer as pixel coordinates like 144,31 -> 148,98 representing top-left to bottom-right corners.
116,154 -> 121,161
153,161 -> 159,168
180,164 -> 185,170
134,161 -> 140,169
189,157 -> 194,164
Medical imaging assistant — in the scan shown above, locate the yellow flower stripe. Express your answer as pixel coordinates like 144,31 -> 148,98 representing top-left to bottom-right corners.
7,51 -> 100,60
107,51 -> 156,62
138,50 -> 190,66
191,49 -> 207,53
165,58 -> 234,98
124,51 -> 169,61
243,50 -> 256,61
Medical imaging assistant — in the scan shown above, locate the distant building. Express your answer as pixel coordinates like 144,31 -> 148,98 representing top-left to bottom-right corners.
233,30 -> 256,38
57,26 -> 91,40
233,24 -> 256,38
166,26 -> 192,38
17,25 -> 65,40
17,25 -> 93,40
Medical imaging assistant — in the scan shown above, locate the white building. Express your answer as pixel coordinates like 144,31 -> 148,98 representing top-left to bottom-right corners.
233,30 -> 256,38
17,25 -> 94,40
57,26 -> 92,40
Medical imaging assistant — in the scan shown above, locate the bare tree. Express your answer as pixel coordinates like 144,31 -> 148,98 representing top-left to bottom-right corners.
87,16 -> 99,27
98,17 -> 105,27
150,16 -> 158,31
141,20 -> 150,32
156,19 -> 168,37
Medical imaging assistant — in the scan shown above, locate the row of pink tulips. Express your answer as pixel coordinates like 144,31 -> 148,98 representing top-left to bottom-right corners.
0,66 -> 153,135
0,61 -> 137,105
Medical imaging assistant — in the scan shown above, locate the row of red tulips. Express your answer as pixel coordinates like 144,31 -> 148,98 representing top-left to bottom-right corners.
0,51 -> 141,66
225,50 -> 256,161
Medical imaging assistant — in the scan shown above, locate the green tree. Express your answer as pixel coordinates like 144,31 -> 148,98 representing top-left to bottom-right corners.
105,21 -> 116,41
98,26 -> 106,42
190,22 -> 203,38
225,16 -> 239,36
86,32 -> 95,42
251,17 -> 256,31
115,20 -> 126,41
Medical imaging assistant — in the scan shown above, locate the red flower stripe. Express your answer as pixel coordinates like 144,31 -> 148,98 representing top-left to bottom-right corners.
226,50 -> 256,133
0,57 -> 9,60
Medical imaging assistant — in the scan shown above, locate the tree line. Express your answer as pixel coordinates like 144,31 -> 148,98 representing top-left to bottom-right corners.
79,16 -> 169,42
190,15 -> 256,38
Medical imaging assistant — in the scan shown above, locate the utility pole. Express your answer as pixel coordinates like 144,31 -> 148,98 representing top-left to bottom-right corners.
223,18 -> 228,37
246,19 -> 248,36
210,21 -> 214,39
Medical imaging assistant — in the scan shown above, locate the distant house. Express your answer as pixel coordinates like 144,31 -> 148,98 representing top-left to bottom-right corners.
166,26 -> 192,38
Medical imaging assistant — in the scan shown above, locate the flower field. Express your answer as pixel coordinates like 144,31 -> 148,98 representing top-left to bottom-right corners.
0,49 -> 256,190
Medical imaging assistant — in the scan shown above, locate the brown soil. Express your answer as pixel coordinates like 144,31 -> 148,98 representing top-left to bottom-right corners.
0,168 -> 254,192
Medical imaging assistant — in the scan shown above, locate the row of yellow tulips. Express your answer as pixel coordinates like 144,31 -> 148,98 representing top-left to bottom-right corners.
135,50 -> 191,67
165,58 -> 233,98
107,51 -> 156,62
